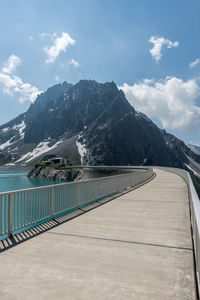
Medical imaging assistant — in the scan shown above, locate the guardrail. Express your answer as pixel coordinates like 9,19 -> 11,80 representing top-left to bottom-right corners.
155,166 -> 200,296
0,167 -> 154,239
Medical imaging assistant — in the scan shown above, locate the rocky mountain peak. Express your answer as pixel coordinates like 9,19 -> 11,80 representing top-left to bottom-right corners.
0,79 -> 199,170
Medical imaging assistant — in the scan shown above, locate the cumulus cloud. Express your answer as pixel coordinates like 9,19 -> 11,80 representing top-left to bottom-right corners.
69,58 -> 80,67
119,76 -> 200,133
0,73 -> 42,103
190,58 -> 200,68
2,55 -> 22,74
149,36 -> 179,62
44,32 -> 75,64
0,56 -> 42,103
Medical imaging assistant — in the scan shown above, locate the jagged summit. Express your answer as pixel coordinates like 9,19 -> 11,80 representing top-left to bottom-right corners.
0,79 -> 199,169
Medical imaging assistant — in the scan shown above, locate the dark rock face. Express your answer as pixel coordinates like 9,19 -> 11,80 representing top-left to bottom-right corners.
28,166 -> 82,181
24,80 -> 120,143
24,82 -> 73,143
0,79 -> 199,169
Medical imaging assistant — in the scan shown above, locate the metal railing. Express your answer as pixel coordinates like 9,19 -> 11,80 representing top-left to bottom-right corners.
0,167 -> 154,239
155,166 -> 200,296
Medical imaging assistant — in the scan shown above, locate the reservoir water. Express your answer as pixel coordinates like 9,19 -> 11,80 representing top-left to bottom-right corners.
0,171 -> 63,193
0,171 -> 70,238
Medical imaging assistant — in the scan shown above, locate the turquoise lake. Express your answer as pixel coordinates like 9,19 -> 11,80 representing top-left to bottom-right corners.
0,171 -> 70,238
0,171 -> 63,193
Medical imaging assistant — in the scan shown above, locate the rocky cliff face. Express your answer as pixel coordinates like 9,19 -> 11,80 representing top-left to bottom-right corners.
0,79 -> 199,169
28,165 -> 82,181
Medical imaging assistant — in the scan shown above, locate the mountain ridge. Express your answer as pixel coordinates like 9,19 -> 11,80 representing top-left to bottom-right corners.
0,79 -> 199,170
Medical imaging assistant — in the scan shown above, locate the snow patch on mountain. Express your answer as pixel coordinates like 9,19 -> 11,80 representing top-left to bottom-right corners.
1,127 -> 9,133
14,140 -> 62,163
0,121 -> 26,151
0,137 -> 15,151
13,120 -> 26,138
76,135 -> 86,164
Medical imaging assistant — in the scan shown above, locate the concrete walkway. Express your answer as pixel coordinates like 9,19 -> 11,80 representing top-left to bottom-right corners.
0,169 -> 196,299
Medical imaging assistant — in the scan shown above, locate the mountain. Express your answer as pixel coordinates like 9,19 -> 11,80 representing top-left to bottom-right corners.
187,144 -> 200,156
0,79 -> 200,170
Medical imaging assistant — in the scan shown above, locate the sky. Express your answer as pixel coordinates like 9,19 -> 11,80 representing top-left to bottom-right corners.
0,0 -> 200,145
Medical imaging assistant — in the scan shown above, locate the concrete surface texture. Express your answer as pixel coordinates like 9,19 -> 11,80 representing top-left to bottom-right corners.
0,169 -> 197,299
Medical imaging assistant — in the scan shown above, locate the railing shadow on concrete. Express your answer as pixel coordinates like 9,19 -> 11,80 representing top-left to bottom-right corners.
0,167 -> 154,251
0,199 -> 106,252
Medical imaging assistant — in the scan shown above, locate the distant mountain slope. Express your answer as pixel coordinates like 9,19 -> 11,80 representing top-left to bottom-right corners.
0,79 -> 199,169
188,144 -> 200,156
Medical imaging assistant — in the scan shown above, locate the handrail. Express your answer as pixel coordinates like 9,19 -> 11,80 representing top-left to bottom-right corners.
0,168 -> 150,196
154,166 -> 200,296
0,167 -> 154,240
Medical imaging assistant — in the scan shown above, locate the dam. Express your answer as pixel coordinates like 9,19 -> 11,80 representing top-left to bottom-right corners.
0,167 -> 199,299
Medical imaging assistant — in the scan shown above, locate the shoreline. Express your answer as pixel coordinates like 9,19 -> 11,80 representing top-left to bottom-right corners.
0,165 -> 31,172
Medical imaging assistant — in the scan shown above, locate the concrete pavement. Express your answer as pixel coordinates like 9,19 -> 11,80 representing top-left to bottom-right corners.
0,169 -> 196,299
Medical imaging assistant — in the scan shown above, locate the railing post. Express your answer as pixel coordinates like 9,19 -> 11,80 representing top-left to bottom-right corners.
51,187 -> 54,220
8,194 -> 12,238
76,183 -> 80,208
0,167 -> 154,240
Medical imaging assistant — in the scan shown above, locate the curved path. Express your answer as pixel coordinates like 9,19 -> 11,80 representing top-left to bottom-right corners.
0,169 -> 197,299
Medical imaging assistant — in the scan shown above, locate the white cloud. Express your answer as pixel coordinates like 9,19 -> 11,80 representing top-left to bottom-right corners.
60,58 -> 81,69
0,73 -> 42,103
190,58 -> 200,68
149,36 -> 179,62
44,32 -> 75,64
119,76 -> 200,133
29,36 -> 33,41
17,83 -> 42,103
0,55 -> 42,103
55,75 -> 59,81
39,32 -> 57,40
2,55 -> 22,74
69,58 -> 80,67
39,32 -> 50,38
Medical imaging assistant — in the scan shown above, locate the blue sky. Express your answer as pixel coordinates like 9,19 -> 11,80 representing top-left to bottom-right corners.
0,0 -> 200,145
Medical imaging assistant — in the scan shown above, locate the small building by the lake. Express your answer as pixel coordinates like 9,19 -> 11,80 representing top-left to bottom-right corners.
47,157 -> 67,166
